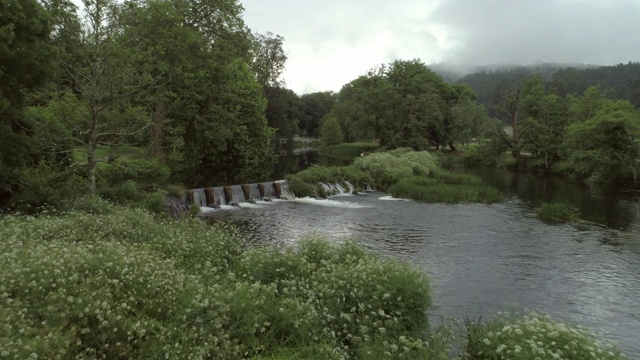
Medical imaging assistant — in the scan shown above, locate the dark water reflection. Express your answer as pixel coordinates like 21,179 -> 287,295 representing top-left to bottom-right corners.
205,170 -> 640,356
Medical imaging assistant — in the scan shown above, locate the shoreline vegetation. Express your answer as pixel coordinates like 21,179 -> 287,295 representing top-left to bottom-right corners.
0,199 -> 626,359
287,148 -> 504,203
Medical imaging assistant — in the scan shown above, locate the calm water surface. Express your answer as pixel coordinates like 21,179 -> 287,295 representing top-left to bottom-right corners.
205,170 -> 640,356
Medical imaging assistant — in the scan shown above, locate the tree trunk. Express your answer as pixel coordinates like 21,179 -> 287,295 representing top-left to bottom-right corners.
448,141 -> 457,152
150,102 -> 165,160
86,141 -> 97,195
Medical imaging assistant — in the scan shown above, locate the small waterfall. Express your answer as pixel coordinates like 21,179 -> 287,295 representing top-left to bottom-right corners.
230,185 -> 245,203
247,183 -> 261,201
191,188 -> 207,207
212,187 -> 226,205
259,182 -> 277,199
319,181 -> 354,196
279,183 -> 296,200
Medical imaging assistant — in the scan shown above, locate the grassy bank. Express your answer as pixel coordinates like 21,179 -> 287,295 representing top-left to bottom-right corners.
287,148 -> 503,203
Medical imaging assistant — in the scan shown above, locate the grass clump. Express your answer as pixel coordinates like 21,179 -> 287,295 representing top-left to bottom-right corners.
430,168 -> 482,185
389,177 -> 503,203
0,204 -> 447,359
459,311 -> 626,360
536,202 -> 579,223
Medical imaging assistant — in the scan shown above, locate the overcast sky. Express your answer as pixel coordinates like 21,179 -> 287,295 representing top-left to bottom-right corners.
240,0 -> 640,94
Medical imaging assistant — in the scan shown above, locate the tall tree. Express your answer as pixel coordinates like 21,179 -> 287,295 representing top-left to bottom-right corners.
0,0 -> 55,191
564,101 -> 640,183
60,0 -> 150,194
251,32 -> 287,88
299,91 -> 335,136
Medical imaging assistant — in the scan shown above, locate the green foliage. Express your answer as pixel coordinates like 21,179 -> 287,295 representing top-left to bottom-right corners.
98,180 -> 144,204
354,153 -> 413,190
388,177 -> 503,203
0,206 -> 443,359
400,151 -> 439,176
97,156 -> 171,186
10,163 -> 85,211
319,142 -> 380,161
0,0 -> 56,191
564,104 -> 640,183
430,168 -> 483,185
326,59 -> 468,150
459,311 -> 625,360
141,192 -> 165,214
320,116 -> 344,146
164,183 -> 186,199
536,203 -> 579,223
285,175 -> 315,198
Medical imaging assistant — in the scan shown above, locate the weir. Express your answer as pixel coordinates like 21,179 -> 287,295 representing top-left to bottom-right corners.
187,180 -> 356,207
187,180 -> 295,207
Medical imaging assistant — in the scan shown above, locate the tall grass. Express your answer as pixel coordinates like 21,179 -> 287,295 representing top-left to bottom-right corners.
536,202 -> 579,222
430,168 -> 482,185
389,177 -> 503,203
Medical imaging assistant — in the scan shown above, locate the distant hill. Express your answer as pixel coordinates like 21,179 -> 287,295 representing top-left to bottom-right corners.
429,62 -> 640,119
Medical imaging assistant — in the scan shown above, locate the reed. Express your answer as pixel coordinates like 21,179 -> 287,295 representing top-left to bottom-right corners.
536,202 -> 579,222
389,177 -> 503,203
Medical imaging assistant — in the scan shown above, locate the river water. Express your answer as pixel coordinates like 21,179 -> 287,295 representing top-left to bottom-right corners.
204,169 -> 640,356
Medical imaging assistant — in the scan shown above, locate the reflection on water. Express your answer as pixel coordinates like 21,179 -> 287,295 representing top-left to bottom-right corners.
205,171 -> 640,356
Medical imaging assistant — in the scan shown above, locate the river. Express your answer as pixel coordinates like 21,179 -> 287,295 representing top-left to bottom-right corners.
204,169 -> 640,356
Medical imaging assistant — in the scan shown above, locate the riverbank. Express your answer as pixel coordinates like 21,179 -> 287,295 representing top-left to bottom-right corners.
0,197 -> 628,359
286,148 -> 503,203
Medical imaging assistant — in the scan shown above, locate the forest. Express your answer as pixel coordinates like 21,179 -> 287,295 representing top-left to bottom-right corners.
2,0 -> 640,212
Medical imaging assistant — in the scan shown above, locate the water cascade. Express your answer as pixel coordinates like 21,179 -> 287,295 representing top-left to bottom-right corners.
243,183 -> 262,202
230,185 -> 246,203
319,181 -> 353,197
190,188 -> 207,207
205,187 -> 226,206
259,182 -> 277,199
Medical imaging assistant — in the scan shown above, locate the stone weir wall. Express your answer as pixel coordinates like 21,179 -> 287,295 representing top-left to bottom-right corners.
186,181 -> 294,207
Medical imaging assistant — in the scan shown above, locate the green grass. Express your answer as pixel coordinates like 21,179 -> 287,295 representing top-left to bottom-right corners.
389,176 -> 503,203
536,202 -> 579,222
430,168 -> 482,185
460,311 -> 625,360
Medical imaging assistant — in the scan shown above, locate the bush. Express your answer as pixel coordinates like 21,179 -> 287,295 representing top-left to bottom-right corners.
536,202 -> 579,223
286,175 -> 315,198
459,311 -> 626,360
142,191 -> 166,214
400,151 -> 438,176
353,152 -> 414,190
98,180 -> 144,204
10,163 -> 85,211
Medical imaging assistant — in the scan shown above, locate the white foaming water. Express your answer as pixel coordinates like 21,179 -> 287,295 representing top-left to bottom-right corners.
293,197 -> 371,209
378,196 -> 411,201
238,203 -> 265,209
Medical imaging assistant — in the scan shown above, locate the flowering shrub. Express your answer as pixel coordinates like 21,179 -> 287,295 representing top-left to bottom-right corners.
0,204 -> 443,359
353,153 -> 414,190
460,311 -> 626,360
